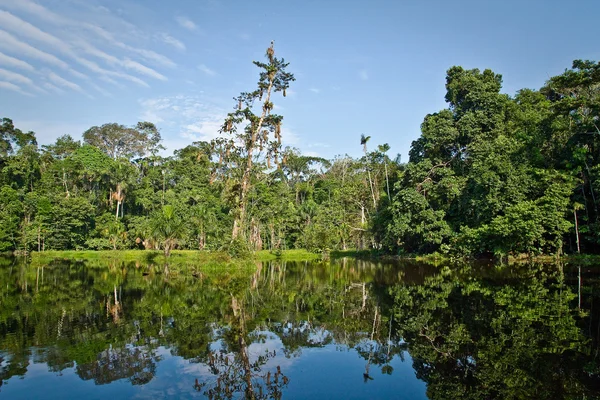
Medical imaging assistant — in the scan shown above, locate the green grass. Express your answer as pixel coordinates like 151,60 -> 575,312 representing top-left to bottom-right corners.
30,249 -> 232,265
29,249 -> 323,264
254,249 -> 322,261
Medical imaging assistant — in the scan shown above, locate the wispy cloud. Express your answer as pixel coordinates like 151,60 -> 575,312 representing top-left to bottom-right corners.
176,16 -> 197,31
198,64 -> 216,77
123,59 -> 167,81
0,0 -> 175,91
0,0 -> 68,25
0,29 -> 69,69
0,10 -> 149,85
71,53 -> 149,87
139,95 -> 226,152
90,82 -> 111,97
0,80 -> 32,96
47,71 -> 85,94
157,33 -> 186,51
0,67 -> 41,92
43,82 -> 65,94
309,87 -> 321,94
0,51 -> 35,71
307,142 -> 331,149
359,69 -> 369,81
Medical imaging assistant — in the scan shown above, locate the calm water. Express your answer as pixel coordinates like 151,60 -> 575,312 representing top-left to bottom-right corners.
1,256 -> 600,399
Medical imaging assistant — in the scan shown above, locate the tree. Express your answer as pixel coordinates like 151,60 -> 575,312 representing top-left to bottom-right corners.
151,205 -> 184,257
82,122 -> 163,160
0,118 -> 36,160
219,41 -> 295,240
360,134 -> 377,208
377,143 -> 391,199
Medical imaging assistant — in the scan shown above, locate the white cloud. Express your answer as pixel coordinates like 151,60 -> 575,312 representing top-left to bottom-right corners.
123,59 -> 167,81
359,69 -> 369,81
43,82 -> 65,94
198,64 -> 216,76
113,40 -> 176,68
0,51 -> 35,71
0,10 -> 71,53
0,0 -> 68,25
47,71 -> 84,93
0,67 -> 44,93
309,87 -> 320,94
139,95 -> 227,152
72,53 -> 149,87
240,33 -> 251,41
0,0 -> 176,83
0,68 -> 33,86
0,10 -> 159,85
68,68 -> 88,80
0,30 -> 69,69
0,80 -> 33,96
307,142 -> 331,148
157,33 -> 185,51
90,82 -> 111,97
176,16 -> 197,31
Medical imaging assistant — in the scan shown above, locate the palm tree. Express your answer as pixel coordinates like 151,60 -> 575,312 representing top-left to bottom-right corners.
151,205 -> 185,257
360,134 -> 376,208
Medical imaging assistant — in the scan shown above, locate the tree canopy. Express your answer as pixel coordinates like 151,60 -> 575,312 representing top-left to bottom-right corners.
1,58 -> 600,257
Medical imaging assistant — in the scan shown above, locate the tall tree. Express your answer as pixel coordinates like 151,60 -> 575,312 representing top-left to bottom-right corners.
219,42 -> 295,240
360,134 -> 377,208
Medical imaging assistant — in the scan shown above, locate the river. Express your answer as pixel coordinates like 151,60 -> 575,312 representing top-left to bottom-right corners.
0,256 -> 599,399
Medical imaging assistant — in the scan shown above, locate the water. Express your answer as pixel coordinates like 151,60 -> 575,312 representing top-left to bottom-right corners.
0,256 -> 599,399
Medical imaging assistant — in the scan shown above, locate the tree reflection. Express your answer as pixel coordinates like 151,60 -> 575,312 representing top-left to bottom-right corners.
77,346 -> 159,385
192,295 -> 289,399
0,257 -> 599,399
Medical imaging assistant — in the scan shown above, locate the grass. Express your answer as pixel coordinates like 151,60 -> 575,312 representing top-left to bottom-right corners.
25,248 -> 600,267
254,249 -> 322,261
28,249 -> 323,264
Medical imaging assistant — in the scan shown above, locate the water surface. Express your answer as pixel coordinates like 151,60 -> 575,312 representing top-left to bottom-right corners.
1,257 -> 599,399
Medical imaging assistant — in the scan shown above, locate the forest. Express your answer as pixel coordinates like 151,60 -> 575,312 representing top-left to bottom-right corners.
1,49 -> 599,258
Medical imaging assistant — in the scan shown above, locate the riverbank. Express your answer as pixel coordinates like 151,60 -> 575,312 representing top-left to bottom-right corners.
26,249 -> 322,264
17,248 -> 600,267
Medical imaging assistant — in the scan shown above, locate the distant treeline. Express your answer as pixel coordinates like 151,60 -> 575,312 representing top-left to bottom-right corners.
1,59 -> 599,257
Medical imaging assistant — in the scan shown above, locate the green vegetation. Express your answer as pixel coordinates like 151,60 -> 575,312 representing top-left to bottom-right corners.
1,52 -> 600,258
1,257 -> 599,398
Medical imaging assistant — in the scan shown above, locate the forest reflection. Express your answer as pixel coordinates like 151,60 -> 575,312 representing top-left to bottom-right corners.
1,256 -> 600,399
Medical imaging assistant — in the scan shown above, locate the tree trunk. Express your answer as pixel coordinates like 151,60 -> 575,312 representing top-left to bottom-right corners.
232,79 -> 275,239
62,168 -> 70,198
384,162 -> 390,199
231,296 -> 254,398
574,209 -> 581,254
367,168 -> 376,208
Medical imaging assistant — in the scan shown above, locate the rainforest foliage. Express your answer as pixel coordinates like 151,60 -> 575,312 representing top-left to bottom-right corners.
1,57 -> 599,257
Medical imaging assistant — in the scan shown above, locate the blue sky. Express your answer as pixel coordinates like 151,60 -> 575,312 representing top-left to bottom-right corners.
0,0 -> 599,161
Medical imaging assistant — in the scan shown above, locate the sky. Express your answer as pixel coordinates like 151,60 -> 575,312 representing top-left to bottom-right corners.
0,0 -> 599,161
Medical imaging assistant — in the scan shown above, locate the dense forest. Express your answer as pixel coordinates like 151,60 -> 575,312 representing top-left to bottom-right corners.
1,51 -> 599,257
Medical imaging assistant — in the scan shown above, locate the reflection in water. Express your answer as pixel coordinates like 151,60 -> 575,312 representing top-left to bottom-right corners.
0,256 -> 599,399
